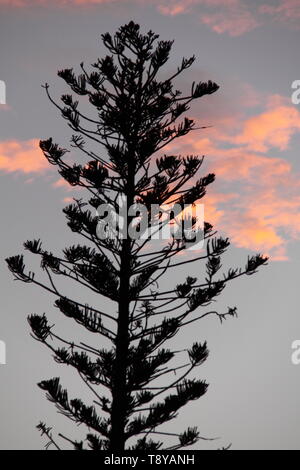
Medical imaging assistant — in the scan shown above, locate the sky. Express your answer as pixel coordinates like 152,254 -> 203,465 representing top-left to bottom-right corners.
0,0 -> 300,450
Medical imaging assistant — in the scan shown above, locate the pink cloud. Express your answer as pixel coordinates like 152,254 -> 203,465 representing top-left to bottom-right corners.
240,83 -> 263,109
201,7 -> 260,36
53,177 -> 83,194
158,3 -> 190,15
0,139 -> 48,174
0,0 -> 299,36
150,0 -> 260,36
0,0 -> 113,5
158,0 -> 300,33
53,178 -> 73,190
0,104 -> 11,111
62,196 -> 74,203
260,0 -> 300,22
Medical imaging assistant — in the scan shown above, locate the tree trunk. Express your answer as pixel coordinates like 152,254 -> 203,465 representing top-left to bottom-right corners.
110,237 -> 131,450
110,171 -> 134,450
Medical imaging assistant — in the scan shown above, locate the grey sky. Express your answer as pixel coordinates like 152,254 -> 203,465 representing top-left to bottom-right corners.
0,0 -> 300,450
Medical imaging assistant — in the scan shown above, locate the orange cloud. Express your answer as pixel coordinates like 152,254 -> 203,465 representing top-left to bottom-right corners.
222,184 -> 300,261
233,100 -> 300,153
166,93 -> 300,260
0,139 -> 48,174
2,91 -> 300,260
39,85 -> 299,260
229,214 -> 284,252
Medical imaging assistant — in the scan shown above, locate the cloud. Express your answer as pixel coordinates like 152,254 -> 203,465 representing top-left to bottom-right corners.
0,0 -> 33,4
227,211 -> 285,253
222,96 -> 300,153
0,0 -> 299,36
2,90 -> 300,260
62,196 -> 74,203
200,5 -> 260,36
0,0 -> 112,5
0,104 -> 11,111
260,0 -> 300,23
157,0 -> 300,33
3,87 -> 299,260
157,0 -> 200,16
53,178 -> 73,190
53,177 -> 82,195
166,93 -> 300,260
218,175 -> 300,261
0,139 -> 48,174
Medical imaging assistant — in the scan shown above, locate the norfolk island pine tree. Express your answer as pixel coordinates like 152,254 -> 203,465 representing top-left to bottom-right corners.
6,22 -> 268,451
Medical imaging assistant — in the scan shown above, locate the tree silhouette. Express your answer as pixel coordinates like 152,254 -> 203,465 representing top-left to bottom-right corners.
6,22 -> 267,451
